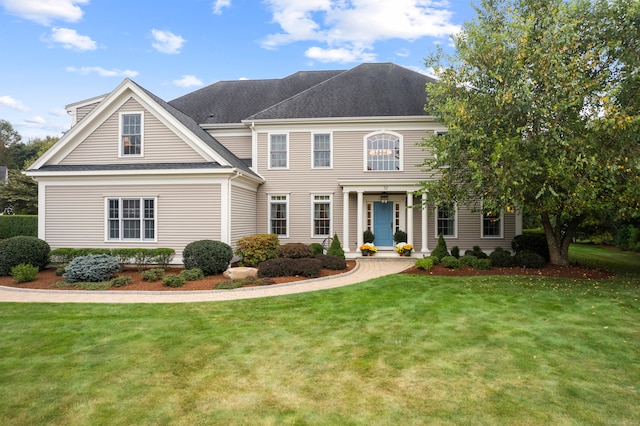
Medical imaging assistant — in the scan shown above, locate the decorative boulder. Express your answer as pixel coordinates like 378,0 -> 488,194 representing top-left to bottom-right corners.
223,267 -> 258,280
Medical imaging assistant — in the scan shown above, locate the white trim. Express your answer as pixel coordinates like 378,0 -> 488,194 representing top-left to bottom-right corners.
119,111 -> 144,158
435,203 -> 458,239
268,133 -> 289,170
104,196 -> 158,243
310,193 -> 333,238
311,132 -> 333,169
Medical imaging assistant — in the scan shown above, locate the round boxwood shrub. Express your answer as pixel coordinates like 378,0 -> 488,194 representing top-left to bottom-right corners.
459,254 -> 477,268
63,254 -> 120,283
0,236 -> 51,276
415,257 -> 434,271
182,240 -> 233,276
489,247 -> 514,267
514,250 -> 545,269
472,258 -> 492,270
441,255 -> 460,269
512,233 -> 550,261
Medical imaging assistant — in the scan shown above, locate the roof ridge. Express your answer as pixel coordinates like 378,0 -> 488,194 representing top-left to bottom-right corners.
245,68 -> 351,121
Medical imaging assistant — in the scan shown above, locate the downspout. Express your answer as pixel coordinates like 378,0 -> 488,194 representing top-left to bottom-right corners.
225,169 -> 243,246
250,121 -> 257,173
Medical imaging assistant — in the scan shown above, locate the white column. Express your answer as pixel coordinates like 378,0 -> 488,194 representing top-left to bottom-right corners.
342,191 -> 350,252
421,192 -> 429,253
406,191 -> 414,247
356,191 -> 364,249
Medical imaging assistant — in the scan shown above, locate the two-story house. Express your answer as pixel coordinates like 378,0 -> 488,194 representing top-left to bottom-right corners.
27,63 -> 520,261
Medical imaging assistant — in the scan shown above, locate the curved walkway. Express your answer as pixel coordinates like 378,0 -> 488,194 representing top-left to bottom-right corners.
0,258 -> 415,304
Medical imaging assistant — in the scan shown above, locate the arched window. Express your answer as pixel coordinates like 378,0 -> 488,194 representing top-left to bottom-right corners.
365,132 -> 401,171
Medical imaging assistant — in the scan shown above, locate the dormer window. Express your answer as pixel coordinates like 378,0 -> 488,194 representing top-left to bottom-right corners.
120,112 -> 143,156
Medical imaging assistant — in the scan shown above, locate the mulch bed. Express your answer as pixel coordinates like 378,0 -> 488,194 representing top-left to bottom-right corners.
0,260 -> 613,291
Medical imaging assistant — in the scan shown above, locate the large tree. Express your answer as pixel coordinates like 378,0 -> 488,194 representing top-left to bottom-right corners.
420,0 -> 640,265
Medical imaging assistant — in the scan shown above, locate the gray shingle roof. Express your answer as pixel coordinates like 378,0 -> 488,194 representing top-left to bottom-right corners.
169,70 -> 344,124
248,63 -> 435,120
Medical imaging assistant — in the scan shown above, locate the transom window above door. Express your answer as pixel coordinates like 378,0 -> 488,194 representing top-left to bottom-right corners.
365,132 -> 401,171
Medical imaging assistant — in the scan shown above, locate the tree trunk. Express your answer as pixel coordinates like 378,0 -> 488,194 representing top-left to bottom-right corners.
540,211 -> 584,266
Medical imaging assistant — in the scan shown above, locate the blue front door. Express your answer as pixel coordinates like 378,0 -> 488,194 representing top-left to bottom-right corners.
373,202 -> 394,246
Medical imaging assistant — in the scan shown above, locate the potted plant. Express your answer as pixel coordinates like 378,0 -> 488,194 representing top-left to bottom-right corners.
363,230 -> 375,244
393,230 -> 407,244
359,243 -> 377,256
395,243 -> 413,256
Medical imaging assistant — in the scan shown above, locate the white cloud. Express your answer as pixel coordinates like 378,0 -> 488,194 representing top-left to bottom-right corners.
46,27 -> 96,51
261,0 -> 460,63
0,95 -> 29,112
23,116 -> 46,126
151,29 -> 185,54
0,0 -> 88,25
66,66 -> 139,78
173,75 -> 203,88
395,48 -> 410,57
49,108 -> 68,117
305,46 -> 375,63
212,0 -> 231,15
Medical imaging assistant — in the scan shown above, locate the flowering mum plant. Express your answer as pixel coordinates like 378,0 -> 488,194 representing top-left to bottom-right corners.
395,243 -> 413,253
359,243 -> 377,253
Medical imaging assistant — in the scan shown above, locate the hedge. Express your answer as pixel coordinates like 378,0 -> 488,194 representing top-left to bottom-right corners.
0,215 -> 37,238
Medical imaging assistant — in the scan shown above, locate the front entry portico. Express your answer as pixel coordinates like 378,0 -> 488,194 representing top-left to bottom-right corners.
339,179 -> 430,257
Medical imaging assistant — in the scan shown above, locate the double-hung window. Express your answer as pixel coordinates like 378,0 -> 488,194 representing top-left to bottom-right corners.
482,210 -> 502,238
312,133 -> 331,168
107,197 -> 156,241
269,195 -> 288,237
120,113 -> 142,156
269,134 -> 288,169
436,203 -> 456,238
312,194 -> 331,237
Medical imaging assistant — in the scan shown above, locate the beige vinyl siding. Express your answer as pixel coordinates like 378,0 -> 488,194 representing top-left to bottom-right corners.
230,184 -> 257,247
44,183 -> 221,258
76,102 -> 101,124
426,204 -> 516,254
214,135 -> 252,160
61,98 -> 206,165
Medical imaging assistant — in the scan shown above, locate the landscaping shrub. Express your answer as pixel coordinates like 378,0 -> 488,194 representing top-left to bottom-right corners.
277,242 -> 313,259
109,248 -> 138,267
459,255 -> 477,267
290,258 -> 322,278
464,246 -> 488,259
431,234 -> 449,261
315,254 -> 347,270
441,255 -> 460,269
235,234 -> 280,267
10,263 -> 39,284
0,236 -> 51,276
62,254 -> 120,283
512,233 -> 550,261
415,257 -> 434,271
258,258 -> 292,278
451,246 -> 460,258
472,258 -> 492,270
180,268 -> 204,281
614,225 -> 632,251
514,250 -> 546,268
326,233 -> 345,259
141,268 -> 165,282
489,247 -> 513,267
183,240 -> 233,275
162,274 -> 185,288
0,215 -> 37,238
428,255 -> 440,265
49,248 -> 77,265
55,265 -> 65,276
310,243 -> 324,256
151,248 -> 175,268
110,275 -> 133,287
630,227 -> 640,252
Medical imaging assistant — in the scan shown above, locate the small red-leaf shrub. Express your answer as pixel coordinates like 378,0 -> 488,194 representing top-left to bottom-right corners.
258,257 -> 322,278
277,243 -> 313,259
315,254 -> 347,270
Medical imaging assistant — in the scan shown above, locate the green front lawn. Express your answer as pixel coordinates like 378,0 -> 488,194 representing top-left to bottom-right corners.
1,263 -> 639,424
570,243 -> 640,275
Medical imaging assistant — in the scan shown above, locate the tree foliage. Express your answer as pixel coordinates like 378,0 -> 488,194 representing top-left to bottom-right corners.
420,0 -> 640,265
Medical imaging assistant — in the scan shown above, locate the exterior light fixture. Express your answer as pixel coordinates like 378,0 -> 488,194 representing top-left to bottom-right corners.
381,192 -> 389,204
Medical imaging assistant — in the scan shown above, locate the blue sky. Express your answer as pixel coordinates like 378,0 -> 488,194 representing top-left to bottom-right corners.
0,0 -> 474,140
